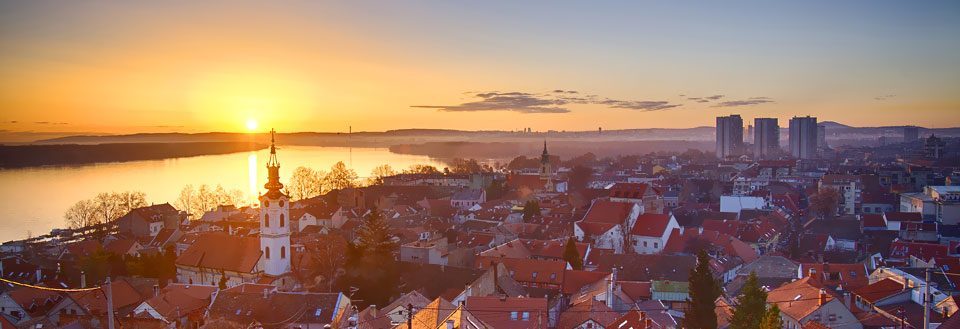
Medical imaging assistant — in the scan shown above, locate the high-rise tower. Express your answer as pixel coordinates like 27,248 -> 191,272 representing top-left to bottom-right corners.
260,129 -> 291,276
716,115 -> 744,159
754,118 -> 780,160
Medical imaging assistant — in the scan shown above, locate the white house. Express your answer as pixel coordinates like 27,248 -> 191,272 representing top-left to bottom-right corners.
628,213 -> 679,254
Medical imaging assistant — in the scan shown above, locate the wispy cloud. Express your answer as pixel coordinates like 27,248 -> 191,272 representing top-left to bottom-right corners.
413,90 -> 682,114
712,97 -> 774,108
874,94 -> 895,101
33,121 -> 69,125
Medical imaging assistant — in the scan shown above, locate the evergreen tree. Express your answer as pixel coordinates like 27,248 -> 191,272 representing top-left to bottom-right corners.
684,249 -> 721,329
563,237 -> 584,270
759,305 -> 783,329
522,200 -> 540,222
731,272 -> 768,329
340,207 -> 400,307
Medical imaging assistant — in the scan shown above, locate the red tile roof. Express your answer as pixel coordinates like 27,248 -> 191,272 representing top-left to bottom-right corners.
884,212 -> 923,222
175,233 -> 262,274
890,240 -> 949,261
557,299 -> 618,329
767,277 -> 833,321
561,270 -> 610,295
852,278 -> 904,304
609,182 -> 650,199
583,200 -> 636,225
630,214 -> 673,237
464,296 -> 547,329
861,214 -> 886,228
576,221 -> 618,236
799,263 -> 869,290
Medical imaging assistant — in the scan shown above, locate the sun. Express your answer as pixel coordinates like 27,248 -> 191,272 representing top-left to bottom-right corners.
245,118 -> 259,131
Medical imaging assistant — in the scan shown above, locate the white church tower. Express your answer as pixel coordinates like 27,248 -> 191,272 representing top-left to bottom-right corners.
260,129 -> 291,276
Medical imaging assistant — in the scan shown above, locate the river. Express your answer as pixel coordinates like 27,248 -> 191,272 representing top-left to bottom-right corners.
0,146 -> 449,242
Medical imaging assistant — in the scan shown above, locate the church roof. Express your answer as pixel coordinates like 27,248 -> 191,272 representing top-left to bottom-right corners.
175,233 -> 262,274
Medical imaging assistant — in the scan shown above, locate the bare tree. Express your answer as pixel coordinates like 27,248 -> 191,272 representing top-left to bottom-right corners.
403,164 -> 440,174
324,161 -> 358,190
368,164 -> 396,185
287,166 -> 325,200
176,184 -> 247,217
64,191 -> 148,229
65,199 -> 99,229
810,187 -> 841,219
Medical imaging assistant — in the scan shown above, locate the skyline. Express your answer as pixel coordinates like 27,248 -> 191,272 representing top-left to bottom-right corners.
1,1 -> 959,135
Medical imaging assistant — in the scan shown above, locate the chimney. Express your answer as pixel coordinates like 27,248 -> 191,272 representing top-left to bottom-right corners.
153,284 -> 160,297
843,292 -> 851,310
606,268 -> 617,309
446,319 -> 455,329
80,271 -> 86,288
369,305 -> 377,317
808,267 -> 817,278
818,289 -> 828,306
263,288 -> 269,299
35,268 -> 42,283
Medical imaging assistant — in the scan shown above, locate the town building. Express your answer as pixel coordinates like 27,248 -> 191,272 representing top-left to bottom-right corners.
716,115 -> 744,159
789,116 -> 818,160
754,118 -> 780,160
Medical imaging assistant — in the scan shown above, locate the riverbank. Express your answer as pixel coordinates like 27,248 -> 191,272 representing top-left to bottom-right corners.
0,142 -> 266,168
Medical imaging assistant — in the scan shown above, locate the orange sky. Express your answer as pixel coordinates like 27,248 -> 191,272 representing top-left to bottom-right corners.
1,2 -> 958,135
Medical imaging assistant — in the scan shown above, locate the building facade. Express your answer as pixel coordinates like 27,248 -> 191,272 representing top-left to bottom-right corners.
754,118 -> 780,160
716,115 -> 744,159
789,116 -> 818,160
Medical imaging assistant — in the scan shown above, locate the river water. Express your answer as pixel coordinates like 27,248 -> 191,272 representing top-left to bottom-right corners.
0,146 -> 448,242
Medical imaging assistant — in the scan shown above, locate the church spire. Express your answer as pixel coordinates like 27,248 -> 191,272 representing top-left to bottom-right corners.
541,140 -> 550,164
264,129 -> 284,194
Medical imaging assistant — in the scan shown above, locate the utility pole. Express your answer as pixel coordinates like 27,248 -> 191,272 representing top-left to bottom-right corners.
924,267 -> 932,329
406,303 -> 413,329
105,277 -> 115,329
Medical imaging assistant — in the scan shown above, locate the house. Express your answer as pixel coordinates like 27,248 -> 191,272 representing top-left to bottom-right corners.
574,222 -> 624,254
477,258 -> 568,290
883,212 -> 924,231
116,203 -> 186,239
175,233 -> 264,287
557,299 -> 618,329
628,214 -> 679,254
451,189 -> 487,209
820,175 -> 871,216
400,236 -> 449,266
608,182 -> 664,214
291,202 -> 348,232
206,284 -> 351,328
131,284 -> 217,327
464,296 -> 548,329
766,277 -> 862,329
375,290 -> 431,326
798,263 -> 869,291
0,287 -> 63,326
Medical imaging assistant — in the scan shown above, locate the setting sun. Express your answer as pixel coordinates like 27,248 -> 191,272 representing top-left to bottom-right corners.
245,118 -> 258,131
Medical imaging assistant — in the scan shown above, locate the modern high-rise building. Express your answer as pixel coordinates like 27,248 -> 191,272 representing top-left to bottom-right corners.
817,125 -> 827,149
716,115 -> 744,159
789,116 -> 818,159
904,126 -> 920,143
754,118 -> 779,159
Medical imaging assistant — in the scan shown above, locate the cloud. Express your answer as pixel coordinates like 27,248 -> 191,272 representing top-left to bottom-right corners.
413,90 -> 683,114
33,121 -> 69,125
705,95 -> 724,100
712,97 -> 774,108
598,99 -> 682,111
412,92 -> 570,113
874,94 -> 895,101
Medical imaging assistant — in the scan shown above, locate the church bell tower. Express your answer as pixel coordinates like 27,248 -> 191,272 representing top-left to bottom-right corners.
260,129 -> 291,276
540,141 -> 555,192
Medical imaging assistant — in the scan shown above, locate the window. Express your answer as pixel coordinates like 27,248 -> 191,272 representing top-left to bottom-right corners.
264,213 -> 270,227
521,312 -> 530,321
280,214 -> 285,227
279,200 -> 285,207
510,312 -> 518,320
654,242 -> 658,249
281,246 -> 286,259
643,241 -> 648,247
550,273 -> 557,280
532,271 -> 538,279
265,247 -> 271,259
828,314 -> 836,322
314,308 -> 322,317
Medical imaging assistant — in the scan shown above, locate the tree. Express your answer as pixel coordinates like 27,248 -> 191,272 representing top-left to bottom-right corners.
809,188 -> 840,219
449,158 -> 484,174
340,207 -> 399,306
369,164 -> 396,185
65,199 -> 99,229
65,191 -> 147,229
759,305 -> 783,329
403,164 -> 440,175
176,184 -> 246,217
685,249 -> 721,329
522,200 -> 541,222
563,237 -> 584,270
568,165 -> 594,192
731,272 -> 768,329
325,161 -> 358,190
218,269 -> 228,289
287,166 -> 326,200
485,179 -> 510,200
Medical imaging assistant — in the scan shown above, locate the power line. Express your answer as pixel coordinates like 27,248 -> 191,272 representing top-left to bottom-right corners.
0,276 -> 101,292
